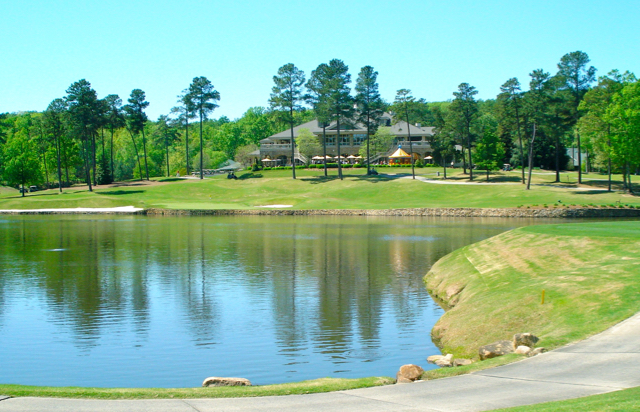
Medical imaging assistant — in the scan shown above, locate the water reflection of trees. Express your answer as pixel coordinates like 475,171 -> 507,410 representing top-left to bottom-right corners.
0,215 -> 528,360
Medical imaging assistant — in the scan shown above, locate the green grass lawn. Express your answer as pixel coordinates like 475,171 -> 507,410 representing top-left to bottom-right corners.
493,386 -> 640,411
424,220 -> 640,359
0,377 -> 393,400
0,168 -> 638,210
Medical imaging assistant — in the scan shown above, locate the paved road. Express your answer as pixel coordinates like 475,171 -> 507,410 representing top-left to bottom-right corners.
2,312 -> 639,412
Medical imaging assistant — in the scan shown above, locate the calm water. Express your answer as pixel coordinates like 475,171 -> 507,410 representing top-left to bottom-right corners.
0,215 -> 567,387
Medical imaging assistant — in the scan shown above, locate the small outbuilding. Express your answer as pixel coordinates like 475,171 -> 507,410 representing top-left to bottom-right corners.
389,147 -> 412,165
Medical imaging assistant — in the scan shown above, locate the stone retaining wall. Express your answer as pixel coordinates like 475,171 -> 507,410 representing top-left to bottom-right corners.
144,207 -> 640,218
2,207 -> 639,218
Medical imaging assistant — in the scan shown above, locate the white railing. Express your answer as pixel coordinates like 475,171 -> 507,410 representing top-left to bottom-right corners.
261,143 -> 292,150
397,141 -> 432,148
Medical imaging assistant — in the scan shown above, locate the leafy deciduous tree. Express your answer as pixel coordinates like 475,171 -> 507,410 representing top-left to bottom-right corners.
473,130 -> 506,181
296,128 -> 320,166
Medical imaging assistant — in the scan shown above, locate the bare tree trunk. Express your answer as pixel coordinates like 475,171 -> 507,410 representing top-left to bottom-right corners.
82,135 -> 93,192
462,145 -> 467,174
555,134 -> 560,183
608,157 -> 612,192
405,110 -> 415,179
322,125 -> 327,177
185,118 -> 190,175
290,107 -> 296,179
337,117 -> 343,180
42,150 -> 49,187
627,162 -> 634,194
468,132 -> 473,181
110,128 -> 115,181
92,132 -> 97,186
142,127 -> 150,180
577,130 -> 582,184
366,116 -> 371,175
127,128 -> 143,181
55,133 -> 62,192
443,156 -> 447,179
199,113 -> 204,180
526,124 -> 537,190
62,140 -> 70,185
515,106 -> 525,184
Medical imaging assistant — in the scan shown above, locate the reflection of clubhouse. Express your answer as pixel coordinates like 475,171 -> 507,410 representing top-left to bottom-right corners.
256,113 -> 434,166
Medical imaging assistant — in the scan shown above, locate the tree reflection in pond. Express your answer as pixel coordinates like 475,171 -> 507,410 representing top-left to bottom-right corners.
0,215 -> 554,387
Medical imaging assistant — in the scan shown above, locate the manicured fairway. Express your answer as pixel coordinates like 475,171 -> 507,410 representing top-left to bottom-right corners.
1,168 -> 638,210
494,385 -> 640,411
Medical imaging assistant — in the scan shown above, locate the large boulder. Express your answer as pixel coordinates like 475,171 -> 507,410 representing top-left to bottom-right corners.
479,340 -> 515,360
528,347 -> 547,357
396,364 -> 424,383
515,345 -> 532,355
513,333 -> 539,348
435,354 -> 453,368
427,355 -> 445,364
453,359 -> 473,367
202,377 -> 252,387
427,354 -> 453,367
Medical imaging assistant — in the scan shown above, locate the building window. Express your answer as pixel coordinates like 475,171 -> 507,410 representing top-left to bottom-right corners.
325,136 -> 336,146
339,134 -> 350,145
353,134 -> 366,145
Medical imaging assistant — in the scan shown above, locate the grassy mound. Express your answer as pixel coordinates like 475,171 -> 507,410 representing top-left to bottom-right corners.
424,221 -> 640,359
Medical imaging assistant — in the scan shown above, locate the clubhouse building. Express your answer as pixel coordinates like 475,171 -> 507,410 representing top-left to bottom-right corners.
257,113 -> 434,166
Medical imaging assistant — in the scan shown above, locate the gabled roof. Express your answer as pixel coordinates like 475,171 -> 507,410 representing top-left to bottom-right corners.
389,147 -> 411,158
261,113 -> 434,142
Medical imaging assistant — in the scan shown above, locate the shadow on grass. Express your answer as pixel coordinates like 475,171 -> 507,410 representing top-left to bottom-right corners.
485,175 -> 524,183
98,190 -> 146,196
300,176 -> 340,184
238,173 -> 263,180
157,178 -> 184,182
299,173 -> 396,184
109,181 -> 147,187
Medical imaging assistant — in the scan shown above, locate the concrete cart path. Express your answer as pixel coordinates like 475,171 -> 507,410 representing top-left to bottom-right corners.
2,312 -> 640,412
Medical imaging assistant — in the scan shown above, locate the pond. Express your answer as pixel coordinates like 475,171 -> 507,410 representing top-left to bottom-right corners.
0,215 -> 571,388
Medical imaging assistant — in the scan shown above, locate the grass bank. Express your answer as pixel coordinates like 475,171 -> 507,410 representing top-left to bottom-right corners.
424,220 -> 640,359
0,377 -> 394,400
1,168 -> 638,210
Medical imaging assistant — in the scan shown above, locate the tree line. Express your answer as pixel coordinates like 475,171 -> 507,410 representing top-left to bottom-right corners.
1,50 -> 638,193
268,52 -> 639,191
0,77 -> 316,194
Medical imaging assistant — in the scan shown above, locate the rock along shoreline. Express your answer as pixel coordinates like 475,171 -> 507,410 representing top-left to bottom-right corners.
2,207 -> 640,218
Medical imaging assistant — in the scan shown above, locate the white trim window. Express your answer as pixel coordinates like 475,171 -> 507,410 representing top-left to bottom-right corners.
353,134 -> 366,145
339,134 -> 350,145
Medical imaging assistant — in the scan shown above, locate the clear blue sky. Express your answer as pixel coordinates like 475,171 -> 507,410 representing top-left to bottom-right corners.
2,0 -> 638,121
